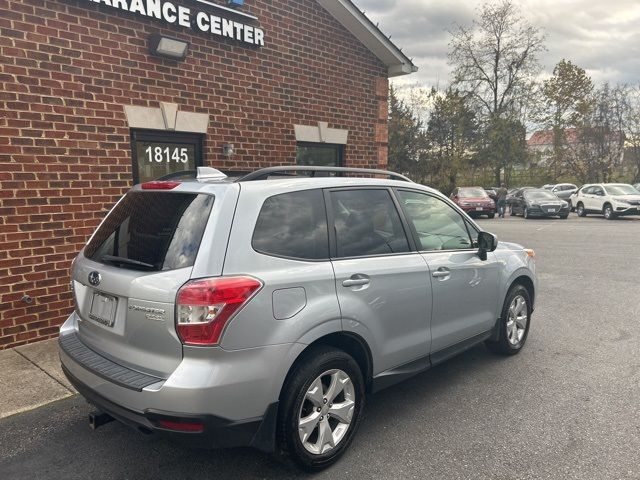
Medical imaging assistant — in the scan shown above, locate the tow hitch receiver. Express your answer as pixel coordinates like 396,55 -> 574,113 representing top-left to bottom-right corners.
89,411 -> 115,430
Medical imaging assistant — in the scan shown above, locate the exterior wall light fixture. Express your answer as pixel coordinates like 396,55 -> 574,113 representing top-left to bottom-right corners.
222,144 -> 235,156
149,34 -> 190,60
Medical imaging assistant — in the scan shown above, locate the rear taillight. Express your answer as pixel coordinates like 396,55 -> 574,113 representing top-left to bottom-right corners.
141,181 -> 181,190
175,276 -> 262,346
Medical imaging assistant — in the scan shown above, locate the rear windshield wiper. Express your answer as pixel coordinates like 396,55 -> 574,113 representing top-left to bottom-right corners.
100,255 -> 155,270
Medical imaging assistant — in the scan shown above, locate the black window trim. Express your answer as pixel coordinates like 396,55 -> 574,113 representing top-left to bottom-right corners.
130,129 -> 205,185
394,187 -> 479,255
324,186 -> 417,261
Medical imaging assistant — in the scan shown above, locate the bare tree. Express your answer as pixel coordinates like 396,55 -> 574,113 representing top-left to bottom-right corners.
448,0 -> 545,118
448,0 -> 545,183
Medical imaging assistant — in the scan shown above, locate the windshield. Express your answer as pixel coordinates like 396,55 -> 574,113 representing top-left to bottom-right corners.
524,190 -> 558,201
604,184 -> 638,195
459,187 -> 488,198
85,192 -> 214,271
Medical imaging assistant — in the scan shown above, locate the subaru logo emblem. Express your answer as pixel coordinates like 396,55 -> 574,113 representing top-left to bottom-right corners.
88,271 -> 101,287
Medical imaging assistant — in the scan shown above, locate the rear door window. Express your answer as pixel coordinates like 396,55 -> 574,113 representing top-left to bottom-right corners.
252,189 -> 329,260
329,189 -> 411,258
85,192 -> 214,271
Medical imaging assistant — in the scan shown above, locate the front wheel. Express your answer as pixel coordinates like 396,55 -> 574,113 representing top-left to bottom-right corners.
577,203 -> 587,217
486,284 -> 532,355
523,208 -> 530,219
603,204 -> 616,220
488,212 -> 495,219
278,346 -> 365,471
560,214 -> 569,219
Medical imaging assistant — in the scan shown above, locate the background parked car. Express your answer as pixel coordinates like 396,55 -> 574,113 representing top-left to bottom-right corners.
510,188 -> 570,219
541,183 -> 578,209
572,183 -> 640,219
450,187 -> 496,218
485,189 -> 498,201
633,183 -> 640,192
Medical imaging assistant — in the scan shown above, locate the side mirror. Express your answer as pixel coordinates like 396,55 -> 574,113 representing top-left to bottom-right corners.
477,231 -> 498,261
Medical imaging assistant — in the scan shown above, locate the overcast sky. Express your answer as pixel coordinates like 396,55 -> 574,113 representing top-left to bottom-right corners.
356,0 -> 640,90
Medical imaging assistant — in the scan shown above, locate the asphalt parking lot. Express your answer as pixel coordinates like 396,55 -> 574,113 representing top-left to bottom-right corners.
1,214 -> 639,480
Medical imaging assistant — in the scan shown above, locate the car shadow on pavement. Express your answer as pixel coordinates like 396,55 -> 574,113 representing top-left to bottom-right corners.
0,344 -> 506,480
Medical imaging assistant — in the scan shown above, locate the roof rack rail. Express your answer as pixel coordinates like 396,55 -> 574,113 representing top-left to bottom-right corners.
236,166 -> 413,183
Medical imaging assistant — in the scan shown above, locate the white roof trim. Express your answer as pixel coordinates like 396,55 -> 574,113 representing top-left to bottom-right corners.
316,0 -> 418,77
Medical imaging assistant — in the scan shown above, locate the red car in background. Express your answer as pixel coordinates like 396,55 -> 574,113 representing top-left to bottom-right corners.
450,186 -> 496,218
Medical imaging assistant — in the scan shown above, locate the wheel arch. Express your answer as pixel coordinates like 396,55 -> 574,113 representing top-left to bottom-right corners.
509,274 -> 535,310
279,332 -> 374,400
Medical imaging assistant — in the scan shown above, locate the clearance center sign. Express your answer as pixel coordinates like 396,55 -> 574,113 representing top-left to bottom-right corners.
85,0 -> 265,47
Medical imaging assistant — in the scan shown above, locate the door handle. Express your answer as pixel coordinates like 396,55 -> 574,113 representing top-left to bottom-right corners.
432,268 -> 451,279
342,277 -> 370,287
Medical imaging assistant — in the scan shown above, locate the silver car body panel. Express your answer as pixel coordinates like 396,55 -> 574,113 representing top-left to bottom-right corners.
60,175 -> 537,428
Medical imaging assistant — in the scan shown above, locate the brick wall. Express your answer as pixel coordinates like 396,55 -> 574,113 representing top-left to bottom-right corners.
0,0 -> 390,348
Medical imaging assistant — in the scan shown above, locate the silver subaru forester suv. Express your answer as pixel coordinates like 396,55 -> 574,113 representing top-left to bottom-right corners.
59,166 -> 536,471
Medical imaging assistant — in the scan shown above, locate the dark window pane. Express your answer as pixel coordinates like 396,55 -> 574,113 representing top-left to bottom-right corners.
330,190 -> 410,258
296,143 -> 342,167
397,190 -> 473,251
252,189 -> 329,260
85,192 -> 214,271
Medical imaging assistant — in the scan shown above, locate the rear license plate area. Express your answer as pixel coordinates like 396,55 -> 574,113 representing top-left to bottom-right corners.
89,292 -> 117,327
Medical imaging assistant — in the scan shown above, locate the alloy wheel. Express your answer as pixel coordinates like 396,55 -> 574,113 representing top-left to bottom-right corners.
298,369 -> 356,455
506,295 -> 528,346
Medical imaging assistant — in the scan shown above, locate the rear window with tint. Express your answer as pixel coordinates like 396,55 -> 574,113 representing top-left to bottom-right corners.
85,192 -> 214,271
252,189 -> 329,260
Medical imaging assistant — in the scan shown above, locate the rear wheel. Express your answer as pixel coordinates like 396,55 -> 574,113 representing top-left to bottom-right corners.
603,204 -> 616,220
486,284 -> 532,355
278,346 -> 365,471
577,203 -> 587,217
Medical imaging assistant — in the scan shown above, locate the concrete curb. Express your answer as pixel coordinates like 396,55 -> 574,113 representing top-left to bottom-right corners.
0,338 -> 77,420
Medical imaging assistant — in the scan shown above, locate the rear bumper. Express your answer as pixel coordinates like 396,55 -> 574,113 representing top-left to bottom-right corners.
57,313 -> 304,451
460,205 -> 496,214
61,363 -> 278,451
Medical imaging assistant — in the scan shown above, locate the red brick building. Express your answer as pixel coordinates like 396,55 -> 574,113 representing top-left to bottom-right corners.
0,0 -> 416,348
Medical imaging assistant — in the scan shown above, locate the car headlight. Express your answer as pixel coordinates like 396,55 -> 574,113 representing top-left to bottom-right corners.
562,201 -> 568,207
614,199 -> 630,205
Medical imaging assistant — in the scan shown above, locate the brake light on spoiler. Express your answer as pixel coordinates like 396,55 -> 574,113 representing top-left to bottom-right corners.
141,181 -> 181,190
175,276 -> 263,346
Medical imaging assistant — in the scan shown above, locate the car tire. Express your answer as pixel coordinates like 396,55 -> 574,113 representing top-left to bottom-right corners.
560,214 -> 569,219
486,284 -> 532,355
568,200 -> 574,212
577,203 -> 587,217
603,204 -> 616,220
277,346 -> 365,472
488,212 -> 495,219
523,208 -> 530,219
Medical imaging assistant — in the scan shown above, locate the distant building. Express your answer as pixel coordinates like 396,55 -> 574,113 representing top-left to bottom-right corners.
527,128 -> 624,167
